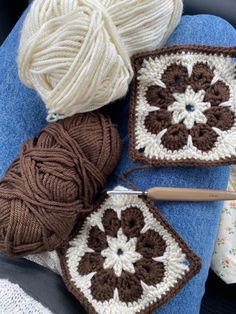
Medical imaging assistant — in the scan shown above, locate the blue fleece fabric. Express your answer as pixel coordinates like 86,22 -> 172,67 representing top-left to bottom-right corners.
0,13 -> 236,313
0,11 -> 47,178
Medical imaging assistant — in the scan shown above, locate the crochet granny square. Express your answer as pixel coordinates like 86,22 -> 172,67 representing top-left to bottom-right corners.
129,45 -> 236,166
60,186 -> 201,314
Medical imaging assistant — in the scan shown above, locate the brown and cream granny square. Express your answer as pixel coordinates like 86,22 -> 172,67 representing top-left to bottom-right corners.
129,45 -> 236,166
59,186 -> 201,314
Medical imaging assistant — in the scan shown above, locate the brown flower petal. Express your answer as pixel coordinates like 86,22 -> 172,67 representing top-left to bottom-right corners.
161,124 -> 189,151
190,124 -> 218,152
204,81 -> 230,106
191,63 -> 214,92
117,272 -> 143,303
144,110 -> 172,135
136,230 -> 166,259
135,258 -> 165,286
102,209 -> 121,237
91,269 -> 117,301
77,253 -> 104,275
121,207 -> 145,238
161,64 -> 189,93
87,226 -> 107,253
205,107 -> 234,131
146,85 -> 175,109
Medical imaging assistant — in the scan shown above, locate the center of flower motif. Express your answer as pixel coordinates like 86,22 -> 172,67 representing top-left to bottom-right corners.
101,228 -> 142,277
185,104 -> 195,112
168,86 -> 211,130
117,248 -> 124,256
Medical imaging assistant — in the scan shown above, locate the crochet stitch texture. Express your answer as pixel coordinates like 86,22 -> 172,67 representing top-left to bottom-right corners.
60,186 -> 201,314
129,45 -> 236,166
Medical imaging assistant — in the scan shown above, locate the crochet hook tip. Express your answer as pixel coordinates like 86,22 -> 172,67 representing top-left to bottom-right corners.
107,190 -> 146,196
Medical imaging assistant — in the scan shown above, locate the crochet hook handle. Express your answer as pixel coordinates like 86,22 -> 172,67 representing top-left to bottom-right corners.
147,187 -> 236,201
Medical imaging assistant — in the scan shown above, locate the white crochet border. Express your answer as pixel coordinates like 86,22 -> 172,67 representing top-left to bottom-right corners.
134,52 -> 236,161
65,186 -> 190,314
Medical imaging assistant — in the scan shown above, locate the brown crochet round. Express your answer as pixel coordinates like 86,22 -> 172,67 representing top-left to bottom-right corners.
0,112 -> 121,256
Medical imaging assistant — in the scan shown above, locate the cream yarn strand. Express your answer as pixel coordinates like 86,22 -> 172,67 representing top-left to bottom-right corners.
18,0 -> 183,121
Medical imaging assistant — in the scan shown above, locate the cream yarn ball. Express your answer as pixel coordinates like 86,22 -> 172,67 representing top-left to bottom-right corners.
18,0 -> 183,121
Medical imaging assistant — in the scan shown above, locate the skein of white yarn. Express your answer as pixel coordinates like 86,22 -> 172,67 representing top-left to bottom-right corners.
18,0 -> 183,121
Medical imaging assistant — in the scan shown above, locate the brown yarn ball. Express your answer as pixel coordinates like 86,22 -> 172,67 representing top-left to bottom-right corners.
0,112 -> 121,256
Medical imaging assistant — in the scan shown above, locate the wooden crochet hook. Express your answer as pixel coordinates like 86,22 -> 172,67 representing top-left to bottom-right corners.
107,187 -> 236,201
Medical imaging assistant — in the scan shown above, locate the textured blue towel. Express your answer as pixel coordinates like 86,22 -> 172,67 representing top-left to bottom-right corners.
0,12 -> 236,314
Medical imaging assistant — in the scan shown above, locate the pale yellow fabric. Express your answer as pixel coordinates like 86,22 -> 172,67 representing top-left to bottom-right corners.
212,166 -> 236,284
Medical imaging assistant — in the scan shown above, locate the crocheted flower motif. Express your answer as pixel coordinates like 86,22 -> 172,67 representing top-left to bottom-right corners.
144,64 -> 233,152
60,186 -> 201,314
77,211 -> 167,303
130,46 -> 236,166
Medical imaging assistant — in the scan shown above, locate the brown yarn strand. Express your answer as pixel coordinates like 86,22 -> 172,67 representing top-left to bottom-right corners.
0,112 -> 122,256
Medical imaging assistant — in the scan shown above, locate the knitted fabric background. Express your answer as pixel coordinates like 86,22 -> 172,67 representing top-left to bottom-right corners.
0,279 -> 53,314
